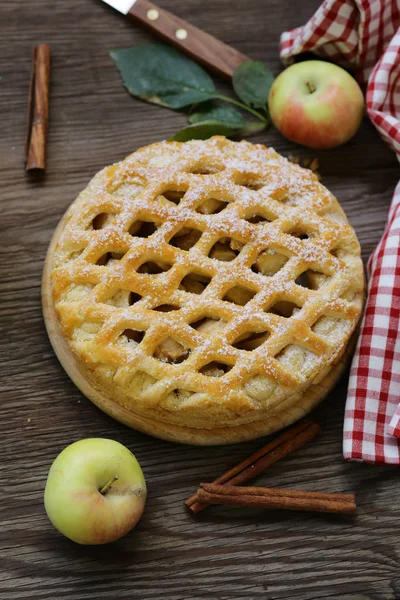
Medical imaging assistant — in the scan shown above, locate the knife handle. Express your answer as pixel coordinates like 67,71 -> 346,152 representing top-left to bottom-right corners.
128,0 -> 249,79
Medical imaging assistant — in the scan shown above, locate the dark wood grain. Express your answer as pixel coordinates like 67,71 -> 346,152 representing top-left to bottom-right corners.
1,1 -> 399,599
130,0 -> 250,79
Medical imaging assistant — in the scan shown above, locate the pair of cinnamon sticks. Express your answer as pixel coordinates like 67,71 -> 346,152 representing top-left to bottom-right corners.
185,421 -> 356,516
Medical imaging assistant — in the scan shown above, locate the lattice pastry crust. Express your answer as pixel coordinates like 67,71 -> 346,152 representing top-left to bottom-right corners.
50,137 -> 364,443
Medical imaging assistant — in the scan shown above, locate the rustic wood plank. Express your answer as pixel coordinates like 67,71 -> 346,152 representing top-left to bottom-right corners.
1,0 -> 399,599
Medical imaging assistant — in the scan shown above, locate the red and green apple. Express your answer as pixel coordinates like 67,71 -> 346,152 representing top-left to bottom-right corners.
268,60 -> 364,149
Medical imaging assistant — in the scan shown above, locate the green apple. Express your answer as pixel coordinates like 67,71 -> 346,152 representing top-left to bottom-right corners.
268,61 -> 364,149
44,438 -> 146,545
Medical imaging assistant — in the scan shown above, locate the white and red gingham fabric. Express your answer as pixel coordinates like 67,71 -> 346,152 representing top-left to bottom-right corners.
280,0 -> 400,464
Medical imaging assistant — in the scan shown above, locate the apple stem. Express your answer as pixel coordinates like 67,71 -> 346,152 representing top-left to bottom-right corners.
100,474 -> 118,495
306,81 -> 316,94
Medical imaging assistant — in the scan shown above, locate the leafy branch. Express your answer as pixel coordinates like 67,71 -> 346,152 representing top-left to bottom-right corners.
110,44 -> 274,141
215,96 -> 268,123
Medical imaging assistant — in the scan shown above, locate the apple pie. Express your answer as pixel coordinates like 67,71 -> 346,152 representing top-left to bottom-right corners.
44,137 -> 365,444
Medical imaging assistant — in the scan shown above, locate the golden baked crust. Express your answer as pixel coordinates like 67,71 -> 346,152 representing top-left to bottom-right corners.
50,137 -> 364,442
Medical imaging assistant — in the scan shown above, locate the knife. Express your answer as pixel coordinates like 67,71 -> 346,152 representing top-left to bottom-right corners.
101,0 -> 250,79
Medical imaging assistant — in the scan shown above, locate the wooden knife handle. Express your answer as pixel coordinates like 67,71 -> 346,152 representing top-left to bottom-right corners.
128,0 -> 250,79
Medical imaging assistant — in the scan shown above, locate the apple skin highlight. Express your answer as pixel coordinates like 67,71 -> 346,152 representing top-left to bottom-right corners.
44,438 -> 147,545
268,61 -> 364,149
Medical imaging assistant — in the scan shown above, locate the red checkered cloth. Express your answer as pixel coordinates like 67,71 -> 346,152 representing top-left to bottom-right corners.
280,0 -> 400,464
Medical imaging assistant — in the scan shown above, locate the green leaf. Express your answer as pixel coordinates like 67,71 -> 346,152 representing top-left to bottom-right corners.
239,122 -> 268,136
232,60 -> 274,110
110,44 -> 217,109
189,102 -> 245,128
170,120 -> 240,142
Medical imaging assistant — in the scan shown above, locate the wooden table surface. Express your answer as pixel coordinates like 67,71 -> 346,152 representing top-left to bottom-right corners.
1,1 -> 399,598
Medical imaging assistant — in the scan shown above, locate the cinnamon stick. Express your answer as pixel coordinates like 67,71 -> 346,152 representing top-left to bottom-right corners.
25,44 -> 51,171
197,483 -> 356,515
186,420 -> 320,513
201,482 -> 355,504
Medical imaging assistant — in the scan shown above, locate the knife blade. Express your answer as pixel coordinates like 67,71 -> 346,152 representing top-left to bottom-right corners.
101,0 -> 250,79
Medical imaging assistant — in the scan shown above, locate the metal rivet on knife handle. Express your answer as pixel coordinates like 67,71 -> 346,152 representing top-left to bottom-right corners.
146,8 -> 159,20
175,28 -> 188,40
